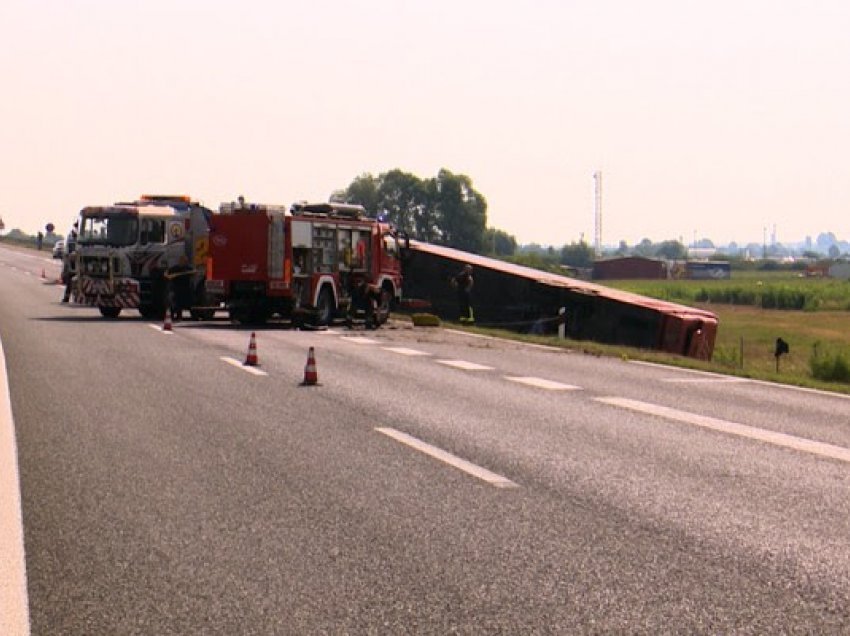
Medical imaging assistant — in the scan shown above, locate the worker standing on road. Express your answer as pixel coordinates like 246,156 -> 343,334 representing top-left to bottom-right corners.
165,255 -> 195,322
60,228 -> 78,303
451,263 -> 475,324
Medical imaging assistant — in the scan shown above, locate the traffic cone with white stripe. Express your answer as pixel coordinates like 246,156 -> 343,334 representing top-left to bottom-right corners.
301,347 -> 318,386
244,332 -> 259,366
163,312 -> 173,332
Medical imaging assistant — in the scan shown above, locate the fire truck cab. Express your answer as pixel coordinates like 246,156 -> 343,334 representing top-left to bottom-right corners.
205,201 -> 404,325
74,195 -> 215,319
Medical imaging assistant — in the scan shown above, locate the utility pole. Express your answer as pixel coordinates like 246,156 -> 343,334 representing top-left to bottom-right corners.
593,171 -> 602,256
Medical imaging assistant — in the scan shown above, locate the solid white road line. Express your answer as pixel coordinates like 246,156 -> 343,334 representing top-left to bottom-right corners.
504,376 -> 581,391
436,360 -> 494,371
375,427 -> 518,488
383,347 -> 431,356
596,396 -> 850,464
220,356 -> 269,376
0,337 -> 32,636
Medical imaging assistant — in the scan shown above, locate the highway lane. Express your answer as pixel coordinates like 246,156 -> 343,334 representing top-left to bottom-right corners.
2,243 -> 850,633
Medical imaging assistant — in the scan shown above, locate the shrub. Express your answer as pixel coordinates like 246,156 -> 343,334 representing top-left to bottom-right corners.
412,313 -> 441,327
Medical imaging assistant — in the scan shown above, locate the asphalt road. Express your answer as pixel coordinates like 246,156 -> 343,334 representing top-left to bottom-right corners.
2,243 -> 850,634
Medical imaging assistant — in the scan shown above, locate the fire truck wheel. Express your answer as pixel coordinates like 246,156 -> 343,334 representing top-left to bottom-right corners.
314,287 -> 335,326
99,306 -> 122,319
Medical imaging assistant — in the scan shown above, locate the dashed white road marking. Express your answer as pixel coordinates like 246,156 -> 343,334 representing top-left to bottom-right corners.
437,360 -> 494,371
596,396 -> 850,464
504,376 -> 581,391
662,377 -> 748,384
220,356 -> 268,376
340,336 -> 380,345
383,347 -> 430,356
147,324 -> 173,335
375,427 -> 518,488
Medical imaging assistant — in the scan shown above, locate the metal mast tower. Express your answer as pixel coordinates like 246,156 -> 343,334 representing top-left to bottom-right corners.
593,171 -> 602,256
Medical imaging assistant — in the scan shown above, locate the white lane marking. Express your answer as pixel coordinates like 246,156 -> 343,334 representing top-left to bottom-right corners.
147,324 -> 174,335
504,376 -> 581,391
0,337 -> 32,634
437,360 -> 494,371
220,356 -> 269,376
596,396 -> 850,464
340,336 -> 379,345
662,377 -> 748,384
629,360 -> 850,401
383,347 -> 431,356
375,427 -> 518,488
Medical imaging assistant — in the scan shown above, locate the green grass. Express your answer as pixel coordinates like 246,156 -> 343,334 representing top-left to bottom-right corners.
610,275 -> 850,311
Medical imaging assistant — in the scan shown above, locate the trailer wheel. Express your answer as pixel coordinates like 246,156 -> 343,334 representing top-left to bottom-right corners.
314,287 -> 335,326
99,307 -> 121,319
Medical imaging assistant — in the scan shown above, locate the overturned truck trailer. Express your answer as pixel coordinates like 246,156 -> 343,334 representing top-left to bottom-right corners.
403,240 -> 718,361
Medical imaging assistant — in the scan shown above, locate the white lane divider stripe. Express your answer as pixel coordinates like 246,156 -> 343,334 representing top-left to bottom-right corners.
596,396 -> 850,464
340,336 -> 380,345
376,427 -> 518,488
662,377 -> 748,384
505,376 -> 581,391
220,356 -> 268,376
437,360 -> 494,371
383,347 -> 430,356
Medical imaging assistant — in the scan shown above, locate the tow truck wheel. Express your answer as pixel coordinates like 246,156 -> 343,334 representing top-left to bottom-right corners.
99,307 -> 122,319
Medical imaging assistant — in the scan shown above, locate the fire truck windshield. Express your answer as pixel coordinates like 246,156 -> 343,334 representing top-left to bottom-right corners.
78,214 -> 139,247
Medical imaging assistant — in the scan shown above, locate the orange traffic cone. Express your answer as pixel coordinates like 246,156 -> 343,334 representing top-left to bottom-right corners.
163,312 -> 173,332
301,347 -> 318,386
244,332 -> 259,366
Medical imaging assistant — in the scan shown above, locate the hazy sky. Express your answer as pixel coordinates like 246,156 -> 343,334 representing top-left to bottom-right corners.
1,0 -> 848,247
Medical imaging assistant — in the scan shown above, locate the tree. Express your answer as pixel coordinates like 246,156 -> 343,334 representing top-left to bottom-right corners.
339,173 -> 380,215
634,238 -> 655,257
378,170 -> 431,240
339,168 -> 488,253
484,228 -> 517,256
559,241 -> 595,267
655,239 -> 687,260
428,169 -> 487,252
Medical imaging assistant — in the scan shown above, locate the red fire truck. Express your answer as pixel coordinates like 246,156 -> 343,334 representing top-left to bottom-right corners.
205,201 -> 405,325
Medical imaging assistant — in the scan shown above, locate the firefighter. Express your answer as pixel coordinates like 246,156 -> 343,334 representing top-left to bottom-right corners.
451,263 -> 475,324
165,255 -> 195,321
348,276 -> 380,329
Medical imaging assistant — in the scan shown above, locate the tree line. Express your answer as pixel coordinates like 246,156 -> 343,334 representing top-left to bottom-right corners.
333,168 -> 516,256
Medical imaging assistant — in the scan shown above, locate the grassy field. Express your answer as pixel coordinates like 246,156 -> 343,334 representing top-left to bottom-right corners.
610,272 -> 850,311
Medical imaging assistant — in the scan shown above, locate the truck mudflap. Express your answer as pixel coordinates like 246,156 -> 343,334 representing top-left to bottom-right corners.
78,277 -> 140,308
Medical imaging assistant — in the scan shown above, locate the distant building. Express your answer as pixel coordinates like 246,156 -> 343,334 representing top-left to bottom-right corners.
593,256 -> 667,280
685,261 -> 731,280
